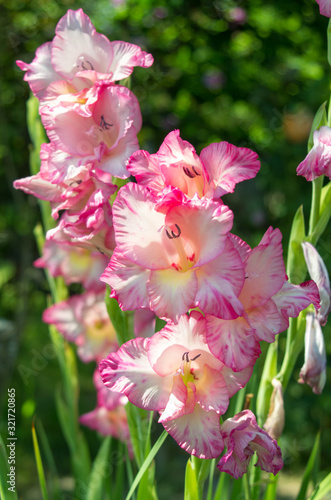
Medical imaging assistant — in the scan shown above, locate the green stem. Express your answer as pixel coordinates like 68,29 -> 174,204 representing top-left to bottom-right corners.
308,176 -> 324,236
243,472 -> 252,500
327,18 -> 331,67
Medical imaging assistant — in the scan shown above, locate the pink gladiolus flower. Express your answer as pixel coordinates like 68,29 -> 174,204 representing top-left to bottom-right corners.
34,238 -> 108,292
43,291 -> 118,363
302,241 -> 331,326
315,0 -> 331,17
14,160 -> 117,221
41,84 -> 142,179
298,312 -> 327,394
218,410 -> 283,479
128,130 -> 260,200
206,228 -> 319,371
80,369 -> 130,443
101,182 -> 245,322
16,9 -> 153,106
100,313 -> 253,458
296,126 -> 331,181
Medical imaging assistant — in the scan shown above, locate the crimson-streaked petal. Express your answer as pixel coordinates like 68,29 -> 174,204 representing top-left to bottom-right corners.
52,9 -> 111,79
240,227 -> 285,309
99,337 -> 172,411
101,249 -> 150,310
200,141 -> 260,197
195,238 -> 244,319
13,172 -> 62,202
148,267 -> 198,322
298,312 -> 326,394
162,405 -> 224,459
272,280 -> 320,330
206,315 -> 260,371
222,365 -> 254,397
297,126 -> 331,181
247,299 -> 283,342
127,150 -> 164,193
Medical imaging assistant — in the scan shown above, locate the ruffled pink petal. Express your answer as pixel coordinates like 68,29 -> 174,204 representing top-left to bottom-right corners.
127,150 -> 164,193
51,9 -> 112,79
200,141 -> 260,198
298,312 -> 326,394
206,315 -> 261,371
108,41 -> 154,81
99,337 -> 173,411
239,227 -> 285,309
158,375 -> 195,422
222,365 -> 254,398
272,280 -> 320,330
101,249 -> 150,310
17,42 -> 61,100
147,267 -> 198,321
13,172 -> 63,202
195,238 -> 245,319
134,309 -> 156,338
162,405 -> 224,459
247,299 -> 283,342
316,0 -> 331,16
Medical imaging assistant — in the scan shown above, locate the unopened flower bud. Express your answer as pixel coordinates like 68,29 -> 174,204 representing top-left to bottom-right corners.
298,312 -> 326,394
302,241 -> 331,326
263,378 -> 285,441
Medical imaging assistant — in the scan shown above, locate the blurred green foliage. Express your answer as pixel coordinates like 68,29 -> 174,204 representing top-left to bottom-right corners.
1,0 -> 331,496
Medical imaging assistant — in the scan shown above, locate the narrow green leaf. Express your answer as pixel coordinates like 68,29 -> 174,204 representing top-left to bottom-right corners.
0,432 -> 19,500
125,430 -> 168,500
308,472 -> 331,500
256,342 -> 278,426
308,181 -> 331,246
213,471 -> 230,500
137,461 -> 158,500
184,457 -> 200,500
287,205 -> 306,284
32,419 -> 50,500
328,19 -> 331,69
206,459 -> 216,500
308,101 -> 327,152
296,432 -> 321,500
86,436 -> 111,500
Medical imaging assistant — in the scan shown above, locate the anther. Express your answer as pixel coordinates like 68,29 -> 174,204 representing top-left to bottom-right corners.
100,115 -> 113,130
81,60 -> 94,71
183,166 -> 195,178
165,224 -> 181,240
182,351 -> 189,362
190,354 -> 201,361
191,166 -> 201,176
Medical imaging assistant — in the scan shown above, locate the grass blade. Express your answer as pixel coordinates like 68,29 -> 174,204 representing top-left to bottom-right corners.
296,432 -> 320,500
32,419 -> 50,500
125,430 -> 168,500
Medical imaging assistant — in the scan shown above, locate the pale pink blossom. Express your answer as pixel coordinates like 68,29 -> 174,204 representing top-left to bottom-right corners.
41,84 -> 142,179
134,309 -> 156,338
298,312 -> 327,394
43,291 -> 118,363
100,313 -> 253,458
218,410 -> 283,479
206,228 -> 319,371
80,369 -> 130,442
315,0 -> 331,17
128,130 -> 260,200
17,9 -> 153,106
101,182 -> 245,322
296,126 -> 331,181
34,238 -> 108,292
302,241 -> 331,326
